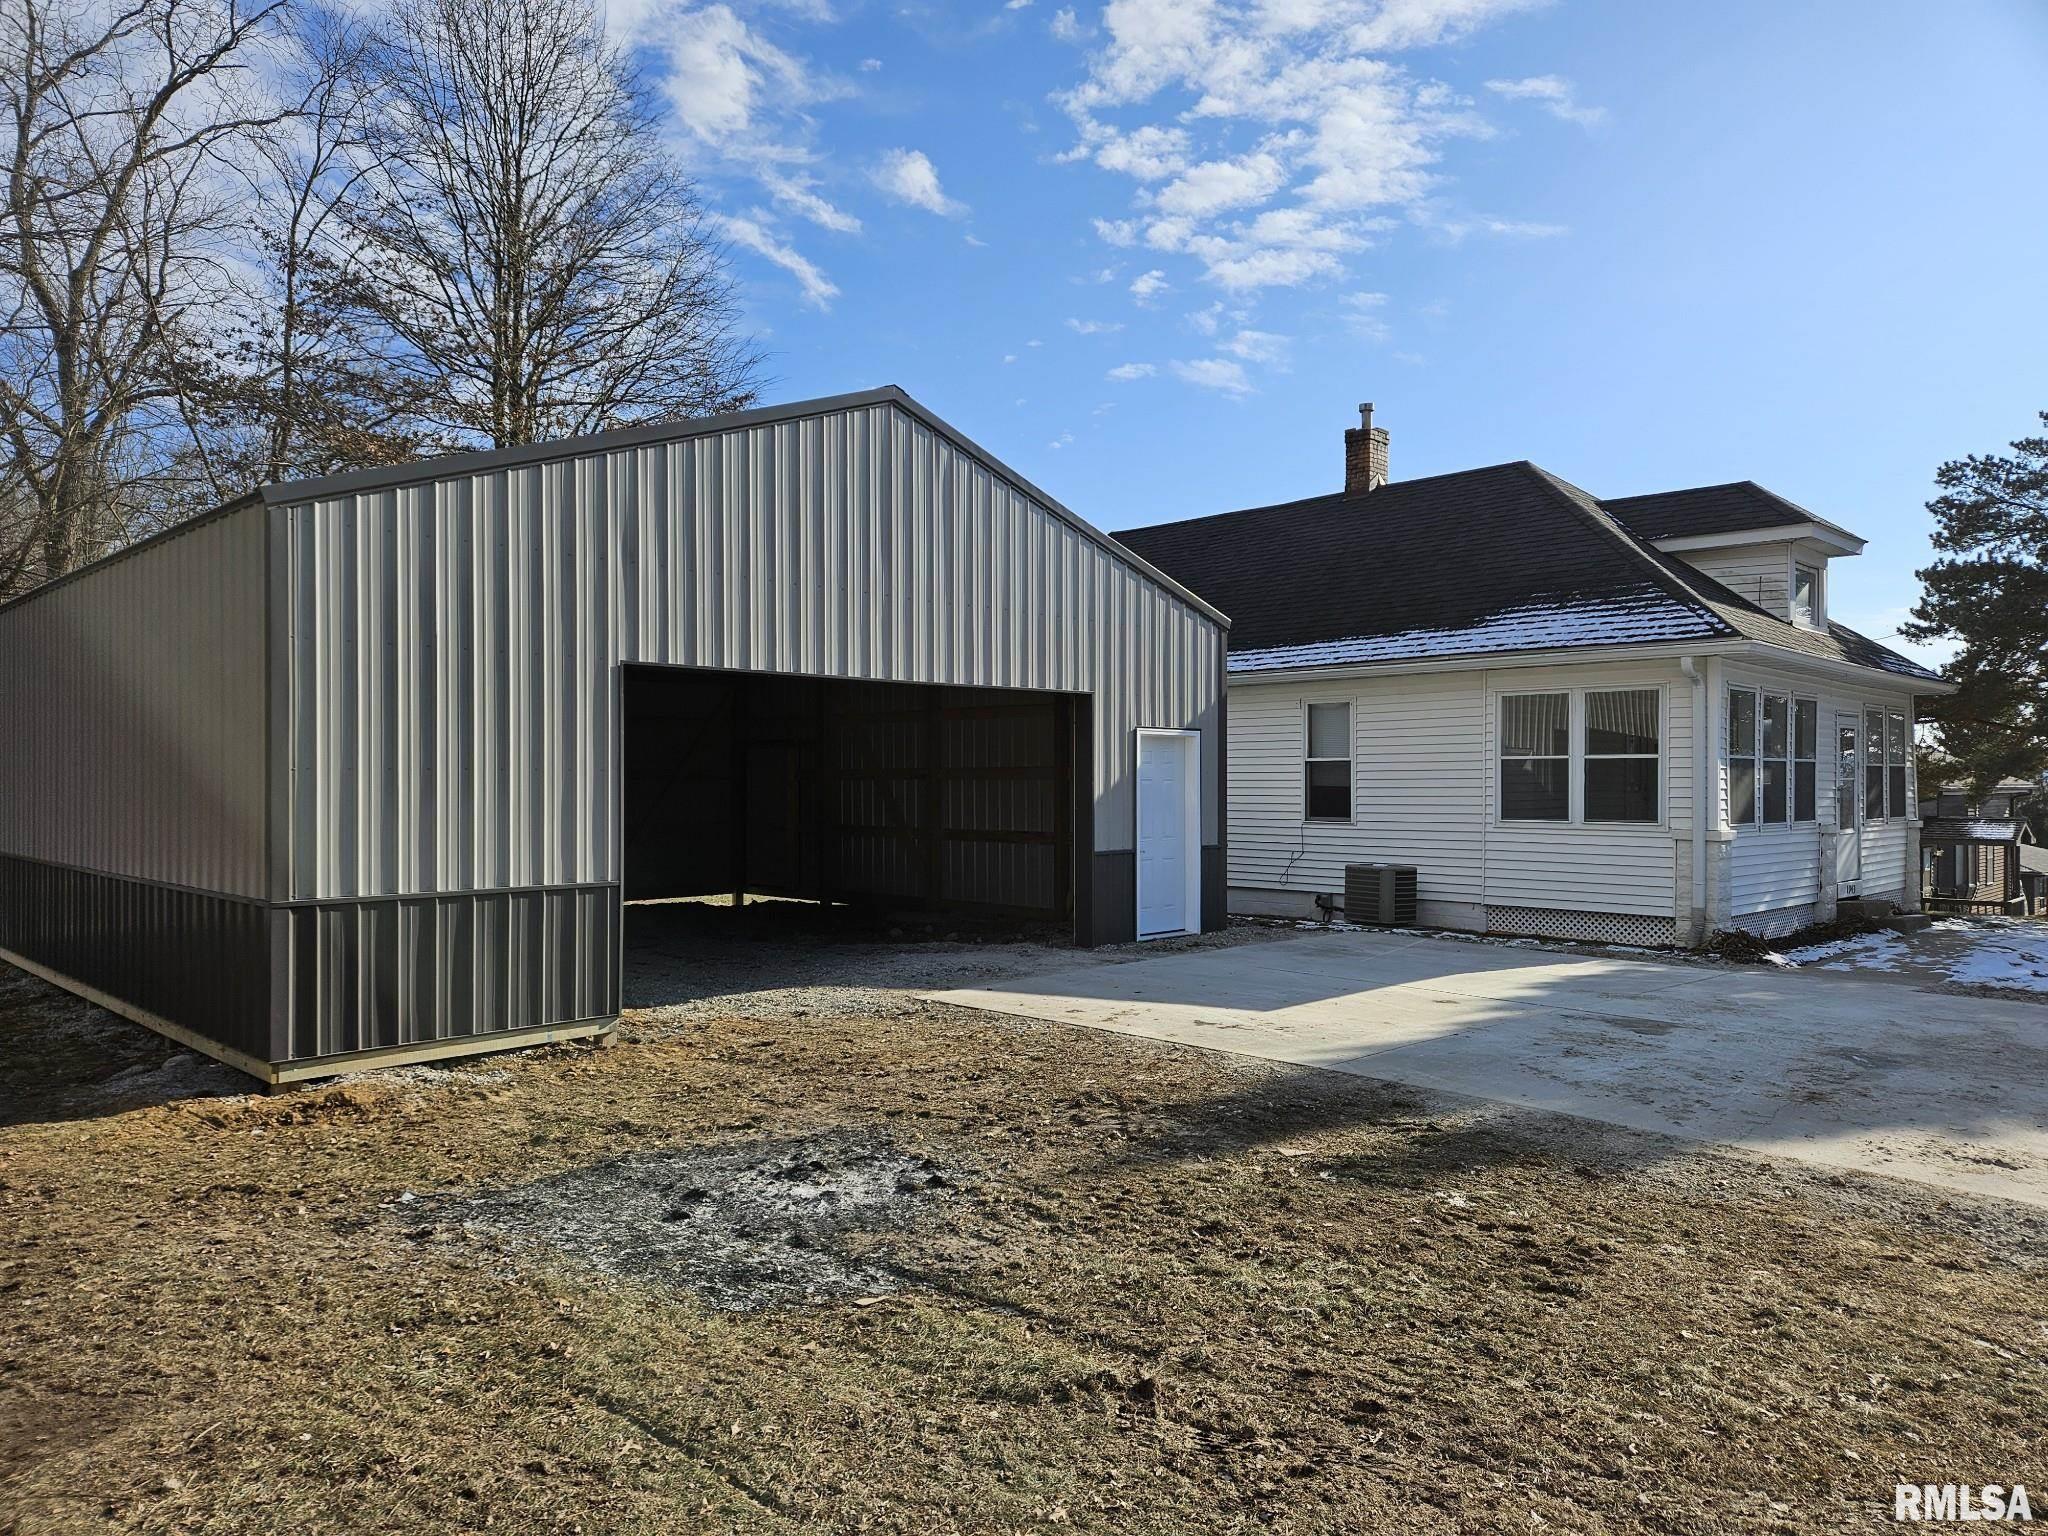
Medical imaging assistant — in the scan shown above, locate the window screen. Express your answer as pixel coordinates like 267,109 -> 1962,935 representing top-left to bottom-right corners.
1501,693 -> 1569,820
1585,689 -> 1658,823
1865,708 -> 1886,819
1304,702 -> 1351,820
1728,687 -> 1757,826
1793,699 -> 1818,822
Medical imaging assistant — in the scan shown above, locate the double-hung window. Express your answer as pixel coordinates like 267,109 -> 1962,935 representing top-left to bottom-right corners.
1793,700 -> 1818,821
1729,687 -> 1818,826
1863,708 -> 1912,820
1888,711 -> 1910,819
1304,702 -> 1352,821
1761,694 -> 1790,823
1728,688 -> 1758,826
1500,693 -> 1569,821
1584,689 -> 1660,823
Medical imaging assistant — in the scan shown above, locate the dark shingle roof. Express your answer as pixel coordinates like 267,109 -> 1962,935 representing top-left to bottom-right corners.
1110,463 -> 1941,682
1605,481 -> 1860,545
1921,817 -> 2028,844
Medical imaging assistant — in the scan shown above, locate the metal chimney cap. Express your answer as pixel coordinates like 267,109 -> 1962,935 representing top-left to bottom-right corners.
1358,402 -> 1375,430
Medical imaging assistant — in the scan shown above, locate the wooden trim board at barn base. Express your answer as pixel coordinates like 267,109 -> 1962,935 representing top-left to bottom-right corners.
0,943 -> 614,1089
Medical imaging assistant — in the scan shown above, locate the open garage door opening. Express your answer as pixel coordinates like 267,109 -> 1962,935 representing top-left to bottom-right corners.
621,664 -> 1093,947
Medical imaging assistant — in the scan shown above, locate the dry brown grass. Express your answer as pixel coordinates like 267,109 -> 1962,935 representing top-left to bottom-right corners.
1,962 -> 2042,1535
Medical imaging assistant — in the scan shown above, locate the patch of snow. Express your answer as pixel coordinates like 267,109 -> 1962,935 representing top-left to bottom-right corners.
1777,918 -> 2048,994
1229,592 -> 1723,673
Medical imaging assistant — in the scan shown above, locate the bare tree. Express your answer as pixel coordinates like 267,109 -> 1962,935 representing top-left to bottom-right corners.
346,0 -> 760,451
179,4 -> 420,490
0,0 -> 294,596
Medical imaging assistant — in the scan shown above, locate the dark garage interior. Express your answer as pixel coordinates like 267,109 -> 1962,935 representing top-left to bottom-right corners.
621,665 -> 1094,941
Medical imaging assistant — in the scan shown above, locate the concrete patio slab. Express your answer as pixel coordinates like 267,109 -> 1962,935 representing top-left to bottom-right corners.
931,930 -> 2048,1208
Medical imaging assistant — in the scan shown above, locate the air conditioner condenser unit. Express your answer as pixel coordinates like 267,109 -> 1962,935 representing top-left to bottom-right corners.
1344,863 -> 1418,926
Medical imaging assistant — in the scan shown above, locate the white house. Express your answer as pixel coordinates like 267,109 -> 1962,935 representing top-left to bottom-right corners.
1115,407 -> 1953,946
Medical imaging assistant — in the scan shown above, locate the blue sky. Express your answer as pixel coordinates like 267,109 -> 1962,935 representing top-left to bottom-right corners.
619,0 -> 2048,666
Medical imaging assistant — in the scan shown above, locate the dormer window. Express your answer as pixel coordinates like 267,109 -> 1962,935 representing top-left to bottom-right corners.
1792,562 -> 1820,628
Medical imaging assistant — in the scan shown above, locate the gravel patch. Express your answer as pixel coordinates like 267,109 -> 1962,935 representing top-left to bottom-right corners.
426,1128 -> 971,1311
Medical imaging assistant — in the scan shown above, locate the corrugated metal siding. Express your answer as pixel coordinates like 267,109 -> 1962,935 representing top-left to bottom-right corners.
283,400 -> 1223,902
0,505 -> 268,897
283,886 -> 617,1060
0,853 -> 269,1059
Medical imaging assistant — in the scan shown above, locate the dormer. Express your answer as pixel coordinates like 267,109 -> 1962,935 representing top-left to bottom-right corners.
1603,481 -> 1864,630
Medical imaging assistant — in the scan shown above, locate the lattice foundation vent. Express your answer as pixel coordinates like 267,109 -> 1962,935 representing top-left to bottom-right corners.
1484,906 -> 1678,948
1734,904 -> 1815,941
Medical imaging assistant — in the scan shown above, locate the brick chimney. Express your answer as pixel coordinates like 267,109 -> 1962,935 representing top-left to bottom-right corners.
1344,402 -> 1389,495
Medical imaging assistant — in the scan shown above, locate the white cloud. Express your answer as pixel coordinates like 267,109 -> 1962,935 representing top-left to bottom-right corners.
1027,337 -> 1044,347
653,5 -> 823,153
1170,357 -> 1253,394
1200,245 -> 1343,290
1347,0 -> 1544,50
1485,74 -> 1606,127
1050,6 -> 1082,41
1052,0 -> 1547,298
1093,124 -> 1190,181
714,212 -> 839,308
964,231 -> 988,246
1342,289 -> 1390,340
1188,301 -> 1224,334
1411,205 -> 1567,241
1007,0 -> 1034,8
1066,317 -> 1125,334
763,173 -> 861,233
1106,362 -> 1157,380
1221,327 -> 1287,362
872,147 -> 967,216
1156,150 -> 1291,218
1129,269 -> 1169,304
1048,431 -> 1075,449
859,56 -> 882,70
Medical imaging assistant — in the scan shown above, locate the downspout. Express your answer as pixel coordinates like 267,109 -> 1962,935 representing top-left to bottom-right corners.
1679,656 -> 1708,940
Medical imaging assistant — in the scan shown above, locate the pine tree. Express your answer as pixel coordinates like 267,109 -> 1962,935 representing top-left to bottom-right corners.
1902,412 -> 2048,793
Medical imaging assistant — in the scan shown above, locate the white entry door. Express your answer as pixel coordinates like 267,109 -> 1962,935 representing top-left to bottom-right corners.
1835,713 -> 1862,896
1136,730 -> 1200,939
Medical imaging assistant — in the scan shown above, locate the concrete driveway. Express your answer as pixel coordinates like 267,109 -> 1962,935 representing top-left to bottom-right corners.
932,930 -> 2048,1209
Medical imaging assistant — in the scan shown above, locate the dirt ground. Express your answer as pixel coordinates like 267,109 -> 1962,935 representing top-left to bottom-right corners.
2,904 -> 2044,1535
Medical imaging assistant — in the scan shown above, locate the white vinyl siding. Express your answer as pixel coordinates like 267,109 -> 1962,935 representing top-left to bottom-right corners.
1719,661 -> 1919,916
1679,542 -> 1795,620
1229,659 -> 1690,921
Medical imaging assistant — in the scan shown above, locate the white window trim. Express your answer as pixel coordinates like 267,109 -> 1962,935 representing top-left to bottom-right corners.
1301,697 -> 1355,824
1493,684 -> 1666,829
1865,706 -> 1914,825
1726,683 -> 1821,831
